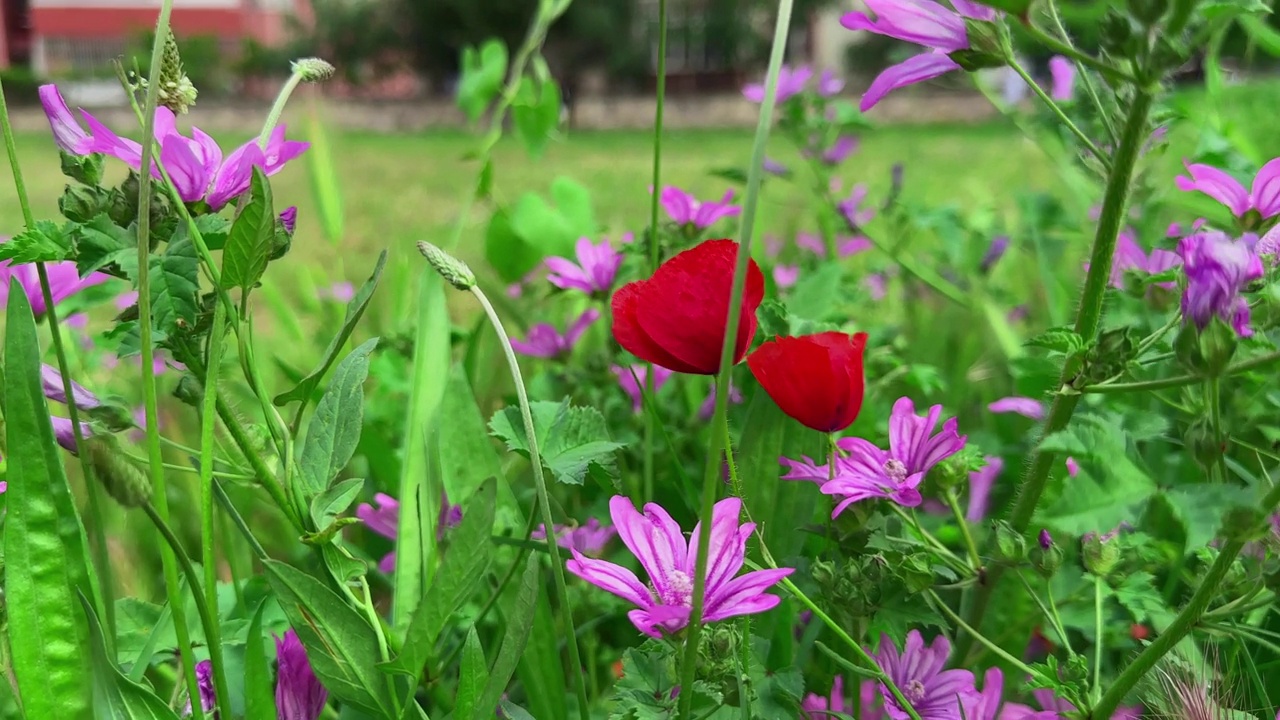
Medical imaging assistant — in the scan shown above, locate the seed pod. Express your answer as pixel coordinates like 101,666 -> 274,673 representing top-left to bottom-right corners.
86,434 -> 152,508
417,241 -> 477,291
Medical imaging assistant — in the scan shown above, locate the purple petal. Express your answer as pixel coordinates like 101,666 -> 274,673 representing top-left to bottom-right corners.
842,0 -> 968,50
40,364 -> 100,410
38,85 -> 94,155
1048,56 -> 1076,101
566,550 -> 652,608
1251,157 -> 1280,218
1175,162 -> 1250,217
703,568 -> 793,622
861,53 -> 960,112
208,141 -> 265,210
160,133 -> 211,202
987,396 -> 1044,420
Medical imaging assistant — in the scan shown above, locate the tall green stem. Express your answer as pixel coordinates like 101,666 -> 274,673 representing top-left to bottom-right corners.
0,72 -> 114,640
198,300 -> 228,701
1092,575 -> 1104,699
1092,478 -> 1280,718
1081,349 -> 1280,393
957,89 -> 1154,660
642,0 -> 668,504
676,1 -> 792,716
135,5 -> 210,712
469,286 -> 590,720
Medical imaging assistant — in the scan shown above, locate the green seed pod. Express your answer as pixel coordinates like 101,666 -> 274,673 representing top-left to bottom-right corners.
292,57 -> 337,83
1081,531 -> 1121,576
156,30 -> 198,114
993,520 -> 1027,564
173,375 -> 205,408
417,241 -> 477,290
86,434 -> 152,508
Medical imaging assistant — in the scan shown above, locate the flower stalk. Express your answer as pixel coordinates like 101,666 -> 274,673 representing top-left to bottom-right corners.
643,0 -> 668,505
676,0 -> 793,715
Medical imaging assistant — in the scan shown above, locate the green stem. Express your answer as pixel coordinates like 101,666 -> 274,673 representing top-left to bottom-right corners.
721,418 -> 752,707
677,2 -> 793,716
1206,378 -> 1225,483
470,286 -> 589,720
957,88 -> 1155,661
1081,349 -> 1280,393
0,73 -> 114,642
890,505 -> 970,575
212,481 -> 268,560
643,0 -> 667,506
198,298 -> 227,704
1006,55 -> 1109,169
1023,22 -> 1140,84
258,72 -> 304,148
1092,476 -> 1280,718
136,4 -> 206,714
1044,0 -> 1118,143
944,490 -> 982,570
141,502 -> 231,712
1092,575 -> 1104,699
1014,571 -> 1075,655
925,590 -> 1043,680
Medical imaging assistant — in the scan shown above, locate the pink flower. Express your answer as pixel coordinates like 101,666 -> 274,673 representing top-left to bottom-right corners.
658,187 -> 742,230
274,629 -> 329,720
323,282 -> 355,303
1048,56 -> 1075,101
966,456 -> 1004,522
988,396 -> 1045,420
1066,457 -> 1080,477
823,135 -> 860,165
803,676 -> 883,720
742,65 -> 814,104
356,491 -> 462,574
611,363 -> 675,413
52,416 -> 92,455
1175,157 -> 1280,219
866,274 -> 888,300
532,517 -> 617,555
817,69 -> 846,97
841,0 -> 996,111
839,184 -> 876,228
566,496 -> 793,638
873,630 -> 978,720
546,236 -> 624,295
1097,230 -> 1182,290
510,309 -> 600,358
39,84 -> 139,162
696,381 -> 743,421
0,254 -> 109,317
1178,230 -> 1264,336
773,265 -> 800,289
1002,688 -> 1140,720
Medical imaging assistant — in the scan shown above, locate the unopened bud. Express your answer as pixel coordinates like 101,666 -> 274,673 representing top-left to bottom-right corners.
811,559 -> 836,588
59,184 -> 108,223
86,434 -> 152,508
173,375 -> 205,408
1082,531 -> 1121,576
1032,531 -> 1063,579
279,206 -> 297,236
417,241 -> 476,290
60,150 -> 104,186
993,520 -> 1027,564
292,57 -> 336,83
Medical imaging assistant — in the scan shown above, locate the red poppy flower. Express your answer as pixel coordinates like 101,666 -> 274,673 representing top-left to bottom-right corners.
611,239 -> 765,375
746,331 -> 868,432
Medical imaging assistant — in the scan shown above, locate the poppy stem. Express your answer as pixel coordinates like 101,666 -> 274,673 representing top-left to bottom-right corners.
469,285 -> 591,720
642,0 -> 668,508
676,0 -> 795,714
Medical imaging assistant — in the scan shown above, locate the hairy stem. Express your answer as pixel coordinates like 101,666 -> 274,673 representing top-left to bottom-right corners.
470,286 -> 590,720
957,89 -> 1154,659
1081,349 -> 1280,393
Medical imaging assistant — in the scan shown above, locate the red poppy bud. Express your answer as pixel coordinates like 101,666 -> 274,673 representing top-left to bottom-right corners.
1130,623 -> 1149,641
611,239 -> 765,374
746,331 -> 868,432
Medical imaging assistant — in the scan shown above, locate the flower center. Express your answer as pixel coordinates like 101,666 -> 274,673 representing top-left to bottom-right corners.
883,459 -> 908,483
659,570 -> 694,606
905,679 -> 926,704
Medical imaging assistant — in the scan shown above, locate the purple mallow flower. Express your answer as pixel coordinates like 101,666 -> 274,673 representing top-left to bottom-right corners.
742,65 -> 814,104
546,236 -> 624,295
1048,56 -> 1075,102
566,496 -> 793,638
818,69 -> 846,97
1104,231 -> 1182,290
1176,158 -> 1280,220
41,364 -> 100,410
612,363 -> 675,413
781,397 -> 966,515
1178,231 -> 1264,336
275,629 -> 329,720
961,668 -> 1007,720
873,631 -> 978,720
1038,529 -> 1053,549
822,135 -> 859,165
532,517 -> 617,555
966,455 -> 1003,522
838,183 -> 876,228
510,309 -> 600,358
357,491 -> 462,573
39,84 -> 96,155
1001,688 -> 1140,720
804,677 -> 884,720
773,265 -> 800,289
841,0 -> 996,111
697,382 -> 744,421
182,659 -> 217,717
52,416 -> 92,455
0,254 -> 109,317
987,396 -> 1044,420
979,236 -> 1010,273
659,187 -> 742,230
280,206 -> 297,235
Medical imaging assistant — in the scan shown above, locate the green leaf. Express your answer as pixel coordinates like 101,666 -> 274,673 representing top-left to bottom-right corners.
0,219 -> 72,263
488,399 -> 625,485
1112,571 -> 1172,625
263,560 -> 395,715
611,643 -> 679,719
1162,484 -> 1255,550
74,214 -> 134,276
243,601 -> 276,720
516,589 -> 569,720
385,478 -> 496,678
189,213 -> 233,251
499,701 -> 537,720
304,110 -> 346,245
4,278 -> 95,718
310,477 -> 366,529
81,593 -> 181,720
1239,14 -> 1280,55
1037,416 -> 1157,534
222,167 -> 276,291
1025,327 -> 1087,355
454,628 -> 486,720
512,76 -> 561,158
457,39 -> 508,122
274,250 -> 387,406
474,555 -> 540,719
147,235 -> 200,337
963,0 -> 1030,14
297,338 -> 378,497
787,263 -> 845,321
738,387 -> 817,561
484,207 -> 543,284
1201,0 -> 1270,20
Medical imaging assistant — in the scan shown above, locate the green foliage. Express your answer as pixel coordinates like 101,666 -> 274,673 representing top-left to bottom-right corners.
489,398 -> 625,485
1037,415 -> 1159,534
0,219 -> 73,263
242,601 -> 276,720
458,40 -> 509,122
141,236 -> 200,338
454,628 -> 487,720
297,338 -> 379,499
512,74 -> 562,157
485,177 -> 597,283
82,594 -> 180,720
3,281 -> 95,718
222,167 -> 276,292
471,555 -> 541,720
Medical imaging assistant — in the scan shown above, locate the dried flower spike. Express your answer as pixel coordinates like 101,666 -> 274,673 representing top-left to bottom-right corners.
292,57 -> 337,83
417,241 -> 477,291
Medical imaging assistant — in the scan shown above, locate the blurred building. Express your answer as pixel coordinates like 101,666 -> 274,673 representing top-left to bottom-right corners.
0,0 -> 307,74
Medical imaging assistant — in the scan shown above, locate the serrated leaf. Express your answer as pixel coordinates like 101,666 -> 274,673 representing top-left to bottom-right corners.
190,212 -> 233,251
488,399 -> 625,485
297,338 -> 378,497
1038,416 -> 1157,534
1025,327 -> 1087,355
1162,484 -> 1255,550
1112,571 -> 1169,625
263,560 -> 394,715
384,479 -> 496,678
74,214 -> 134,275
310,477 -> 365,529
222,167 -> 276,291
148,236 -> 200,336
274,250 -> 387,406
0,219 -> 72,263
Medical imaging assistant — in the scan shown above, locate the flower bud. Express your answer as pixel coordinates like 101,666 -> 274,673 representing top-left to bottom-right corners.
417,241 -> 476,291
279,206 -> 297,236
60,150 -> 104,186
811,559 -> 837,588
1032,531 -> 1063,579
959,19 -> 1005,62
292,57 -> 337,83
1198,317 -> 1239,377
59,184 -> 108,223
86,434 -> 152,508
1183,418 -> 1224,473
173,375 -> 205,408
156,30 -> 198,115
993,520 -> 1027,564
1082,531 -> 1121,576
1099,11 -> 1136,55
1221,506 -> 1268,545
1127,0 -> 1168,27
86,401 -> 134,433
